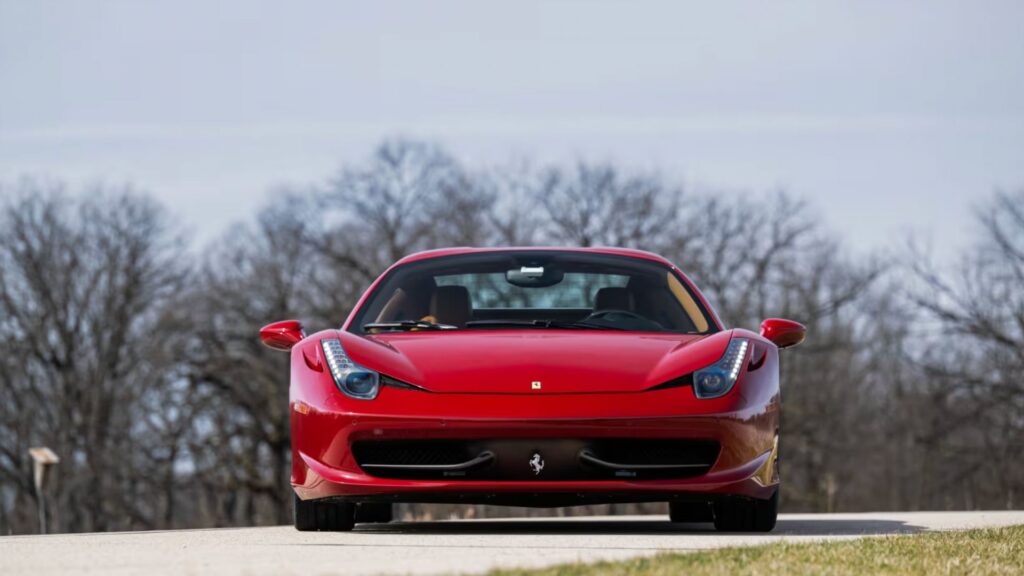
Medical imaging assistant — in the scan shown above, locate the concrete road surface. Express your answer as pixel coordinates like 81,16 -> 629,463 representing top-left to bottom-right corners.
2,511 -> 1022,576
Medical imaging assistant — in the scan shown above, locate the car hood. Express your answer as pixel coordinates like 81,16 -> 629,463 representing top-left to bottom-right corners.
344,330 -> 730,394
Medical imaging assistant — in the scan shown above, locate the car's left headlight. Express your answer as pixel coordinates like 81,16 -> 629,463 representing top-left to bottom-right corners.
693,338 -> 750,399
321,338 -> 380,400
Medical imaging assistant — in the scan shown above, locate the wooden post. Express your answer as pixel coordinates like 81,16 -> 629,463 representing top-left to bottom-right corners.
28,447 -> 60,535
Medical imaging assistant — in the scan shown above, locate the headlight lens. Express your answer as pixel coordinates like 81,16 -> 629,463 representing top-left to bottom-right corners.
693,338 -> 749,399
321,338 -> 379,400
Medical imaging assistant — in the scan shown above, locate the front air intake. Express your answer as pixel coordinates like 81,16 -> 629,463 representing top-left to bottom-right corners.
351,438 -> 719,481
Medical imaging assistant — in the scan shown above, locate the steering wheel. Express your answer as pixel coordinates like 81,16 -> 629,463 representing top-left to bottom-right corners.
584,309 -> 649,322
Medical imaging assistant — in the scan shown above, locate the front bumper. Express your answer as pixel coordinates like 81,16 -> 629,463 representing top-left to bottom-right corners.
291,385 -> 780,506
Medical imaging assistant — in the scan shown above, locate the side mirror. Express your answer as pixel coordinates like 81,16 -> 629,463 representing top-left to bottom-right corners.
760,318 -> 806,349
259,320 -> 306,351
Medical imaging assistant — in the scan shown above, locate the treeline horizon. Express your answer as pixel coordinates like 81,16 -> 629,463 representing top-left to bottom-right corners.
1,138 -> 1021,535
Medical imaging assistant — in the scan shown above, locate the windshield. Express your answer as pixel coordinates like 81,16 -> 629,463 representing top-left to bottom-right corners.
350,251 -> 715,334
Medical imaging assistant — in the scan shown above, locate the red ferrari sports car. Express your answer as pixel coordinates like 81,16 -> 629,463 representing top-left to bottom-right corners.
260,247 -> 805,532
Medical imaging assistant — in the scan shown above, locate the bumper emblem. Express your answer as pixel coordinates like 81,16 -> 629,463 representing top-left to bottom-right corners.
529,452 -> 545,475
531,381 -> 542,390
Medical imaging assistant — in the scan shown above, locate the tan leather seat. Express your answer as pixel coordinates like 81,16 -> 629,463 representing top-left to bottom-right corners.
594,287 -> 634,311
430,285 -> 472,327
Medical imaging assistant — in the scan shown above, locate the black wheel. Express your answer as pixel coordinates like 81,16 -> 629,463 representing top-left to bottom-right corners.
293,494 -> 355,532
355,502 -> 393,524
713,489 -> 778,532
668,501 -> 713,523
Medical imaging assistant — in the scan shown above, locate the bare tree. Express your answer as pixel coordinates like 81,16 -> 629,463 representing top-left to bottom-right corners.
907,190 -> 1024,510
182,193 -> 333,526
536,162 -> 680,248
321,140 -> 493,274
0,180 -> 187,533
482,161 -> 547,246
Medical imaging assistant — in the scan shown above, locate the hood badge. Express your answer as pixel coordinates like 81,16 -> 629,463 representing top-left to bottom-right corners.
529,452 -> 545,475
531,381 -> 542,390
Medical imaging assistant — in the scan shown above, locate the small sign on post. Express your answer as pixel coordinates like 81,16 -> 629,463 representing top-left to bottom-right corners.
28,447 -> 59,534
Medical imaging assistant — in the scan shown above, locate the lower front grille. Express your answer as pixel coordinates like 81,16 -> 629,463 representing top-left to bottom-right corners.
351,438 -> 719,481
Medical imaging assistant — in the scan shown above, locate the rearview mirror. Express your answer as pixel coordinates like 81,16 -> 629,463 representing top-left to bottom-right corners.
760,318 -> 806,349
259,320 -> 306,351
506,265 -> 564,288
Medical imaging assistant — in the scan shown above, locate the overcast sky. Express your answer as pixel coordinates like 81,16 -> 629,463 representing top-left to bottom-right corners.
2,0 -> 1022,254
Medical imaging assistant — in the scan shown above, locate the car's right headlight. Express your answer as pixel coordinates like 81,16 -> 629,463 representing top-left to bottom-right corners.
321,338 -> 380,400
693,338 -> 750,399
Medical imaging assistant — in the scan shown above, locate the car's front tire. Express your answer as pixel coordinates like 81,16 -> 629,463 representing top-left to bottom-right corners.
294,494 -> 355,532
712,489 -> 778,532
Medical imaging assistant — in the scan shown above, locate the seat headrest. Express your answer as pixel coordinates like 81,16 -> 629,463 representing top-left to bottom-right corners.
430,285 -> 472,327
595,287 -> 634,311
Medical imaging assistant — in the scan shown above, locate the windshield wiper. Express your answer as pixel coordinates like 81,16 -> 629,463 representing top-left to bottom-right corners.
548,320 -> 627,331
464,320 -> 537,328
464,319 -> 624,330
363,320 -> 457,332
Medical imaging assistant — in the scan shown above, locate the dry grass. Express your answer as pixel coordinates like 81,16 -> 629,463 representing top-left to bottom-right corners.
488,525 -> 1024,576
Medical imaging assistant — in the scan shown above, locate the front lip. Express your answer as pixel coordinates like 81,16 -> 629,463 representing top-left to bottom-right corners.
296,447 -> 773,497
